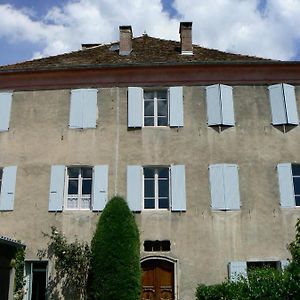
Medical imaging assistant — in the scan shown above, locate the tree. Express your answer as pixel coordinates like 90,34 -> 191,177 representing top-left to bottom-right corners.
88,196 -> 141,300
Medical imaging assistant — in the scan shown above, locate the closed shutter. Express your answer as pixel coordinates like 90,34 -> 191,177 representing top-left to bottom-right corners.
268,84 -> 287,125
69,90 -> 84,128
0,166 -> 17,211
277,163 -> 295,207
48,165 -> 65,212
82,89 -> 98,128
127,165 -> 142,211
171,165 -> 186,211
220,84 -> 235,126
283,84 -> 299,125
128,87 -> 143,127
92,165 -> 108,211
224,164 -> 240,210
209,164 -> 226,210
206,84 -> 222,126
0,92 -> 12,131
169,86 -> 184,127
228,261 -> 247,281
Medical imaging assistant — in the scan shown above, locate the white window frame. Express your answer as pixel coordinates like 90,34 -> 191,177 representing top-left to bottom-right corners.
143,166 -> 170,210
291,164 -> 300,206
143,89 -> 169,127
0,168 -> 2,194
64,166 -> 93,210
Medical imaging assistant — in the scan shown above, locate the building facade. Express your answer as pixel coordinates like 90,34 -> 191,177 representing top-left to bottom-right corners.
1,22 -> 300,300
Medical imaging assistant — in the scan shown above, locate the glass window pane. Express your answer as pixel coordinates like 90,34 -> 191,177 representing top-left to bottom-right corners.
157,100 -> 168,116
82,167 -> 92,178
159,198 -> 169,209
144,168 -> 155,178
158,117 -> 168,126
144,100 -> 154,116
68,180 -> 78,194
144,91 -> 154,100
82,179 -> 92,194
144,117 -> 154,126
144,198 -> 155,209
0,169 -> 2,179
159,180 -> 169,197
158,168 -> 169,178
81,197 -> 91,209
157,90 -> 167,99
293,177 -> 300,195
144,179 -> 155,197
67,197 -> 78,209
295,196 -> 300,206
68,167 -> 80,178
292,164 -> 300,176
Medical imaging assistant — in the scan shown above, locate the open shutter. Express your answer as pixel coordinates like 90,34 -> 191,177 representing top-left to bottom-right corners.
171,165 -> 186,211
48,165 -> 65,212
228,261 -> 247,281
209,164 -> 226,210
283,84 -> 299,125
69,90 -> 83,128
0,166 -> 17,211
82,89 -> 98,128
92,165 -> 108,211
206,84 -> 222,126
220,84 -> 235,126
268,84 -> 287,125
169,86 -> 184,127
277,163 -> 295,207
128,87 -> 143,127
0,92 -> 12,131
224,164 -> 240,210
127,165 -> 142,211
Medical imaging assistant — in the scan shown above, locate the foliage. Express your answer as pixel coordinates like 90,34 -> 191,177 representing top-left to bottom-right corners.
88,196 -> 141,300
12,247 -> 25,300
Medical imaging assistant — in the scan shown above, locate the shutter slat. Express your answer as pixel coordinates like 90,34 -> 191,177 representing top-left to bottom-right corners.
206,84 -> 222,126
169,86 -> 184,127
220,84 -> 235,126
0,166 -> 17,211
171,165 -> 186,211
92,165 -> 108,211
48,165 -> 65,212
228,261 -> 247,281
268,84 -> 287,125
83,89 -> 98,128
283,84 -> 299,125
127,165 -> 142,211
0,92 -> 12,131
277,163 -> 295,207
69,90 -> 83,128
128,87 -> 143,127
224,164 -> 240,210
209,164 -> 226,210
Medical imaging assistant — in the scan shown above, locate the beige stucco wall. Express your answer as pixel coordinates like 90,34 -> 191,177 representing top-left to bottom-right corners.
0,85 -> 300,299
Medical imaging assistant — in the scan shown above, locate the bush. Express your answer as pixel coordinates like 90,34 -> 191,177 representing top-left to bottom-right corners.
88,196 -> 141,300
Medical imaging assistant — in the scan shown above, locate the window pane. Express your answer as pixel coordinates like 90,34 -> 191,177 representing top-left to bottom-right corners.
158,117 -> 168,126
144,100 -> 154,116
67,197 -> 78,209
295,196 -> 300,206
0,169 -> 2,179
68,167 -> 80,178
68,180 -> 78,194
157,90 -> 167,99
82,167 -> 92,178
144,198 -> 155,209
144,117 -> 154,126
82,179 -> 92,194
159,180 -> 169,197
144,91 -> 154,100
157,100 -> 168,116
81,196 -> 91,209
293,177 -> 300,195
292,164 -> 300,176
159,198 -> 169,209
158,168 -> 169,178
144,179 -> 155,197
144,168 -> 155,178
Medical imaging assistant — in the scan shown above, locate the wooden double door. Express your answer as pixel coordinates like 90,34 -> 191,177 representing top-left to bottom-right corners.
141,259 -> 174,300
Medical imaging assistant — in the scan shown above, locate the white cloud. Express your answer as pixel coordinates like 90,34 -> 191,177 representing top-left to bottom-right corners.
0,0 -> 300,62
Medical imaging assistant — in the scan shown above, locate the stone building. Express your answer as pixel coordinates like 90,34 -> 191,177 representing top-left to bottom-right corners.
0,22 -> 300,300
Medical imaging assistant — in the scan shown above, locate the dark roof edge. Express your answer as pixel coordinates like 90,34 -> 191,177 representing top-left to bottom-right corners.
0,236 -> 26,249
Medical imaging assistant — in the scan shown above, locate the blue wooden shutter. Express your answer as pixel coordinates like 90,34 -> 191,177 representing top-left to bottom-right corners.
268,84 -> 287,125
92,165 -> 108,211
220,84 -> 235,126
169,86 -> 184,127
277,163 -> 295,207
171,165 -> 186,211
224,164 -> 240,210
283,84 -> 299,125
206,84 -> 222,125
209,164 -> 226,210
0,166 -> 17,211
128,87 -> 143,127
0,92 -> 12,131
127,165 -> 142,211
48,165 -> 65,212
69,90 -> 83,128
82,89 -> 98,128
228,261 -> 247,281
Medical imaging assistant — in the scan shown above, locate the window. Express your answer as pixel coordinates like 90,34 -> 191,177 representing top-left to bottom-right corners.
0,166 -> 17,211
144,240 -> 171,252
0,168 -> 2,193
206,84 -> 235,126
0,92 -> 12,132
128,86 -> 183,127
268,83 -> 298,125
209,164 -> 240,210
143,167 -> 170,209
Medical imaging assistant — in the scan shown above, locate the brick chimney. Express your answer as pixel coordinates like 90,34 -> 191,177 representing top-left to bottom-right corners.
179,22 -> 193,55
119,25 -> 132,56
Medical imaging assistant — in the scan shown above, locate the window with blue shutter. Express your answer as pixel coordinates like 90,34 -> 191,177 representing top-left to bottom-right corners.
268,83 -> 299,125
48,165 -> 65,212
209,164 -> 240,210
69,89 -> 98,129
171,165 -> 186,211
127,165 -> 142,211
206,84 -> 235,126
92,165 -> 109,211
0,92 -> 13,132
128,87 -> 143,127
0,166 -> 17,211
169,86 -> 184,127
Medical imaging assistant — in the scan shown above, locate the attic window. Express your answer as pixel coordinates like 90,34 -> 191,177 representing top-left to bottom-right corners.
144,240 -> 171,252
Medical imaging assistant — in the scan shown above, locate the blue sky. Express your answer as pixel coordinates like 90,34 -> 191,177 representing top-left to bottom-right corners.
1,0 -> 300,66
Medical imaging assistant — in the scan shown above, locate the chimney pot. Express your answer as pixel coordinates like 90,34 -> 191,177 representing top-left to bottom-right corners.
119,25 -> 132,56
179,22 -> 193,55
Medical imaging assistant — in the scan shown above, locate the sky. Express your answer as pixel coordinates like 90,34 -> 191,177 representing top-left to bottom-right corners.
1,0 -> 300,66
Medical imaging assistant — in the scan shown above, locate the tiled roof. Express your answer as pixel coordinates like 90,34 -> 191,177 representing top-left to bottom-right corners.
0,235 -> 26,248
0,35 -> 271,72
